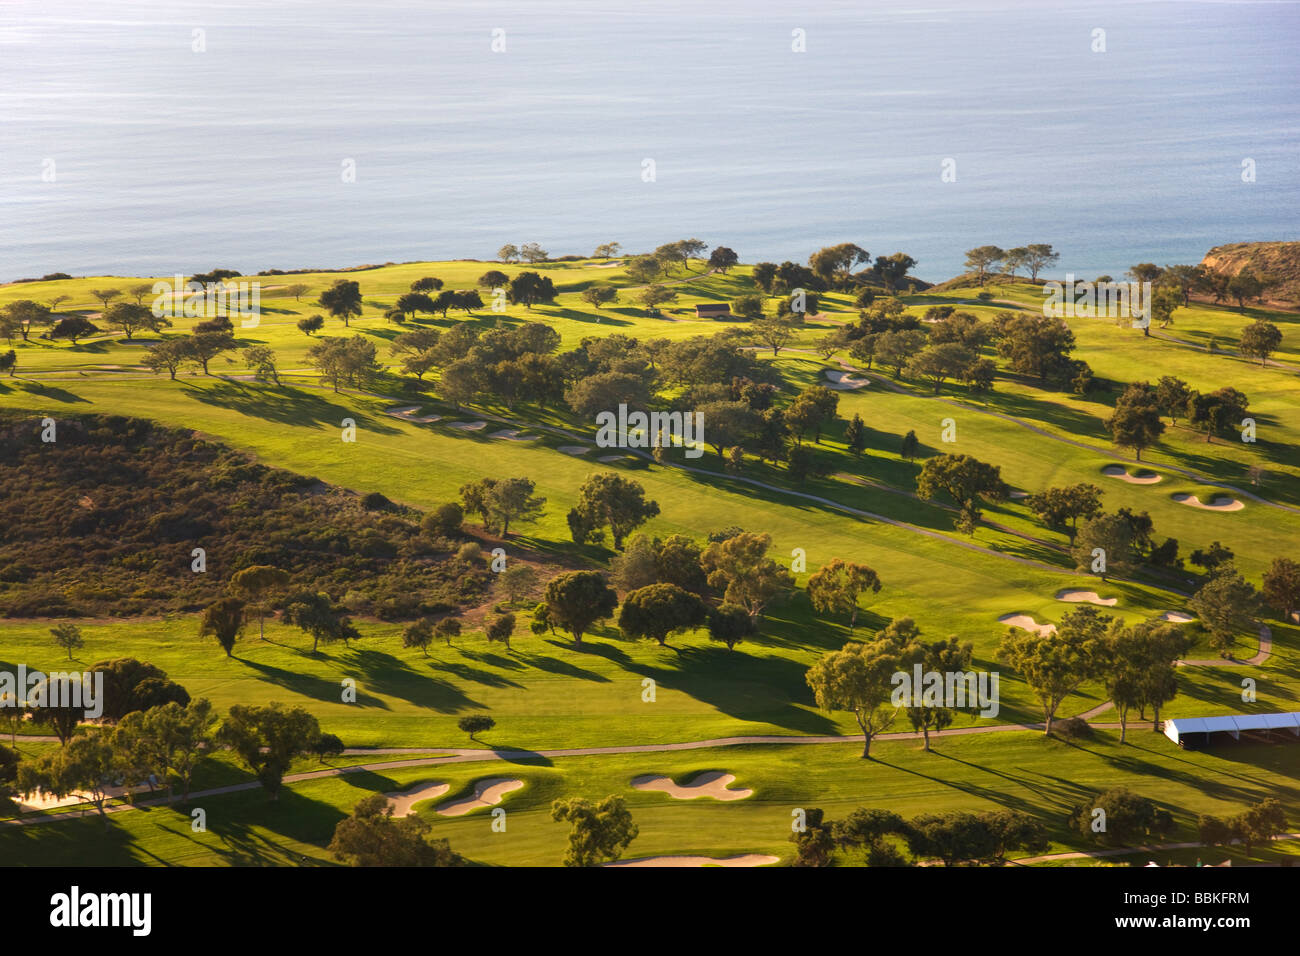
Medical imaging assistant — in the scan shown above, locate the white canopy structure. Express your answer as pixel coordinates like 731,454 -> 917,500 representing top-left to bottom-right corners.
1164,712 -> 1300,747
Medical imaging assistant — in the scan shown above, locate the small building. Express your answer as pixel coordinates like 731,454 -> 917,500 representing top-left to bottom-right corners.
1163,712 -> 1300,750
695,303 -> 731,319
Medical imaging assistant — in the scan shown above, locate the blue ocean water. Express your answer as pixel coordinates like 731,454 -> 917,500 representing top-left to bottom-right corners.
1,0 -> 1297,282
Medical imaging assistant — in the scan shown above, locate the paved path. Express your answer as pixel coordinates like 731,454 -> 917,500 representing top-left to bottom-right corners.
1014,832 -> 1300,865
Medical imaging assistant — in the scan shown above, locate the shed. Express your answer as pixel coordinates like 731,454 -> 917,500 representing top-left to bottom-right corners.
1164,712 -> 1300,749
695,303 -> 731,318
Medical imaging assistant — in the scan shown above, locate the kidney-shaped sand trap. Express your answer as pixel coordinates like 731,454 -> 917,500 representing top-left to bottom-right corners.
1160,611 -> 1195,623
824,369 -> 868,390
558,445 -> 590,456
489,429 -> 539,442
999,614 -> 1057,636
631,771 -> 752,801
435,777 -> 524,816
1055,589 -> 1118,606
1172,493 -> 1244,512
1101,465 -> 1163,484
384,780 -> 451,817
604,854 -> 780,867
445,420 -> 488,431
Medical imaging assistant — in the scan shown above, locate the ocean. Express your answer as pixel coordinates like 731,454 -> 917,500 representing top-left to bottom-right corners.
1,0 -> 1297,282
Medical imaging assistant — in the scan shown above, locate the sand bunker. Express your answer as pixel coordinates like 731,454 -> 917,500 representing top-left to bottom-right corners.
489,429 -> 538,442
384,780 -> 450,817
605,854 -> 779,868
631,771 -> 752,801
1056,589 -> 1118,606
435,777 -> 524,816
1101,465 -> 1163,484
824,369 -> 868,390
558,446 -> 590,456
387,405 -> 443,423
1160,611 -> 1194,623
999,614 -> 1056,636
1009,491 -> 1029,499
597,454 -> 633,463
445,421 -> 488,431
1172,493 -> 1244,512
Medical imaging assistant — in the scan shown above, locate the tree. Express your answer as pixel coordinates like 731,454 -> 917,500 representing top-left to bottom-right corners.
543,571 -> 618,646
18,729 -> 123,827
916,454 -> 1009,534
1263,557 -> 1300,621
49,315 -> 100,344
498,243 -> 520,263
964,246 -> 1004,285
519,242 -> 548,263
1021,244 -> 1059,282
638,284 -> 677,315
458,714 -> 495,740
618,583 -> 706,646
486,613 -> 516,650
1127,263 -> 1162,285
1226,271 -> 1262,310
567,473 -> 660,550
1105,382 -> 1165,461
298,313 -> 325,336
140,339 -> 187,380
1003,247 -> 1028,282
114,698 -> 215,803
306,335 -> 380,391
186,330 -> 236,374
89,288 -> 123,311
1149,284 -> 1181,335
215,703 -> 321,801
1072,514 -> 1136,581
900,430 -> 919,462
284,283 -> 310,301
904,633 -> 976,751
1187,387 -> 1249,443
1188,569 -> 1259,657
0,350 -> 14,377
806,631 -> 912,758
49,623 -> 83,660
228,565 -> 291,642
843,413 -> 866,457
1190,541 -> 1235,575
807,559 -> 882,632
874,329 -> 927,379
1154,375 -> 1191,424
1239,320 -> 1282,366
580,286 -> 618,309
874,252 -> 917,293
731,294 -> 765,321
1,299 -> 52,342
906,343 -> 975,394
997,314 -> 1076,382
199,596 -> 246,657
708,246 -> 739,273
410,276 -> 443,293
998,605 -> 1109,734
506,271 -> 557,309
395,292 -> 433,320
707,603 -> 757,650
1068,788 -> 1174,848
700,532 -> 794,621
282,590 -> 360,652
434,618 -> 462,646
242,345 -> 280,385
102,302 -> 165,340
402,619 -> 435,656
593,242 -> 622,260
478,269 -> 509,289
318,279 -> 364,326
498,565 -> 539,605
489,477 -> 547,538
329,793 -> 464,866
1025,484 -> 1104,541
624,256 -> 662,284
1234,798 -> 1287,854
551,795 -> 638,866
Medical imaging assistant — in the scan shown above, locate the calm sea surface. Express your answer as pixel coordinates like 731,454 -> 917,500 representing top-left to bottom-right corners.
1,0 -> 1297,281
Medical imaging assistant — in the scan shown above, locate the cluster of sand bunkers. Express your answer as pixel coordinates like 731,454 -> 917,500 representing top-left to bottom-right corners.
1100,464 -> 1244,511
999,588 -> 1195,638
384,770 -> 778,867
